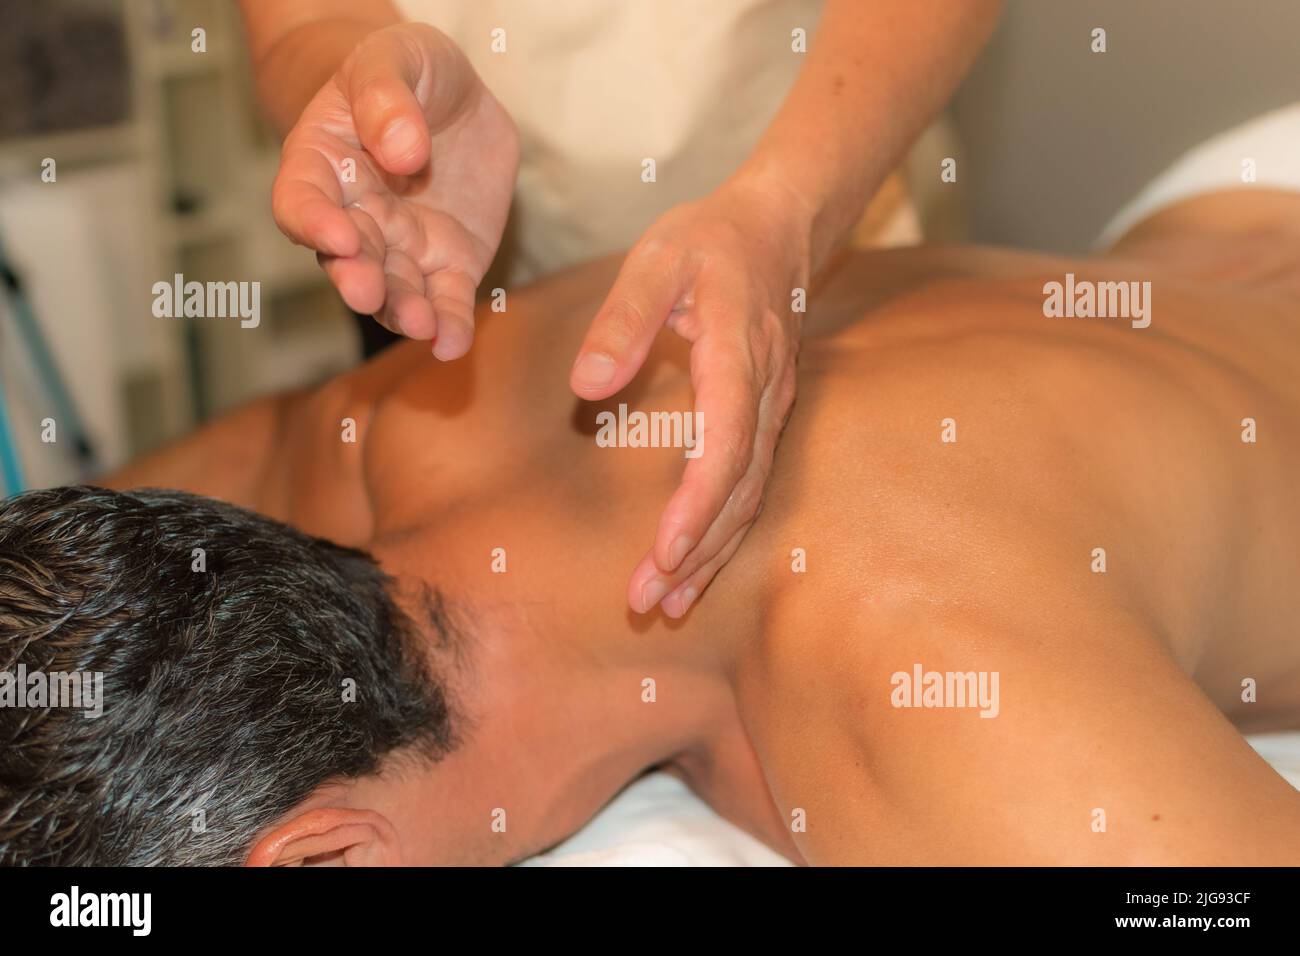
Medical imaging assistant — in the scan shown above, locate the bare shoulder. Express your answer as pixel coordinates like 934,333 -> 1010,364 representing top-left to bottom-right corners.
739,558 -> 1300,864
731,281 -> 1300,864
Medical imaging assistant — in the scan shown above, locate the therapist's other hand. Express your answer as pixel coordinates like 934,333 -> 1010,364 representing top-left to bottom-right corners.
272,23 -> 518,359
571,177 -> 812,618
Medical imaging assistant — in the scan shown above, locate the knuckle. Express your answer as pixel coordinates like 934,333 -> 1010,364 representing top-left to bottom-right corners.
350,76 -> 392,113
601,298 -> 650,344
355,26 -> 406,66
757,307 -> 791,352
400,21 -> 443,52
716,424 -> 755,473
270,190 -> 289,226
776,368 -> 797,411
749,314 -> 778,360
728,482 -> 763,524
699,216 -> 745,249
270,192 -> 300,238
764,355 -> 797,405
635,236 -> 685,265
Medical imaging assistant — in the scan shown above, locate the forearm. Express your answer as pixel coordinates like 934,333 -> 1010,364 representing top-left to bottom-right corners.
236,0 -> 403,135
739,0 -> 1002,273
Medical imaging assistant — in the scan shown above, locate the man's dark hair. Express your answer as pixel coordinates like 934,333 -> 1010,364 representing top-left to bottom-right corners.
0,485 -> 457,866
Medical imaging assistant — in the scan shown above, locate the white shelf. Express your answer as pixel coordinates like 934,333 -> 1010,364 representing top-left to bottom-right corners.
0,122 -> 139,170
140,46 -> 233,80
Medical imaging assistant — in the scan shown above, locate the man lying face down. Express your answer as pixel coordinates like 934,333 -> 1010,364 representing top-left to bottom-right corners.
0,486 -> 458,865
5,185 -> 1300,866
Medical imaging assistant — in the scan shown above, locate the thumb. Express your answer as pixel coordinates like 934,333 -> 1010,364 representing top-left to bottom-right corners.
341,28 -> 432,176
571,245 -> 688,400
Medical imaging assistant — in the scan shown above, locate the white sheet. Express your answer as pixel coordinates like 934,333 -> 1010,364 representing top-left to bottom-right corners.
1247,730 -> 1300,789
521,772 -> 790,867
523,732 -> 1300,866
1098,102 -> 1300,247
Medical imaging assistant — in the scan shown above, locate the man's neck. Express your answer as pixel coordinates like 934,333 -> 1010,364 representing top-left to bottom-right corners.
370,525 -> 753,862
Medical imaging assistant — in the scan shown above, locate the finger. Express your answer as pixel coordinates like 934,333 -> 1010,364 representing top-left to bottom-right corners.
341,30 -> 431,175
426,268 -> 477,360
352,188 -> 485,276
659,522 -> 751,618
318,207 -> 389,316
652,330 -> 759,574
661,359 -> 795,610
654,354 -> 793,592
379,249 -> 436,340
354,191 -> 480,358
345,187 -> 430,263
629,461 -> 764,615
570,242 -> 689,399
655,371 -> 793,615
272,146 -> 360,257
627,504 -> 753,617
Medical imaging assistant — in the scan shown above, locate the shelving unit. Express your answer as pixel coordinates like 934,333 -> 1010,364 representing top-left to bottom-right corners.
122,0 -> 358,424
0,0 -> 357,479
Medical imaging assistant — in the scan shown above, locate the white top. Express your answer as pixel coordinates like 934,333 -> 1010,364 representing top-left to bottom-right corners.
394,0 -> 823,282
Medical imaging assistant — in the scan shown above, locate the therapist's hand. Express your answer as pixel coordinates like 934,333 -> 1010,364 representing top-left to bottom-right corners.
272,22 -> 518,359
571,176 -> 812,618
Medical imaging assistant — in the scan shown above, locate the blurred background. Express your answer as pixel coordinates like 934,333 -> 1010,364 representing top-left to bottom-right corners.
950,0 -> 1300,251
0,0 -> 356,491
0,0 -> 1297,490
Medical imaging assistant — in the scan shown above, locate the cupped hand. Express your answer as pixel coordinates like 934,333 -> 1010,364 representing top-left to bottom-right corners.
272,23 -> 519,359
570,176 -> 813,617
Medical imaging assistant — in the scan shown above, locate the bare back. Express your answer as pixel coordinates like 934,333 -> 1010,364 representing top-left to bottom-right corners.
105,188 -> 1300,864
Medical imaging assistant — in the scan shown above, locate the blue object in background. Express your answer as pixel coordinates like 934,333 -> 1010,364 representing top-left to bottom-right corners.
0,229 -> 98,495
0,376 -> 22,496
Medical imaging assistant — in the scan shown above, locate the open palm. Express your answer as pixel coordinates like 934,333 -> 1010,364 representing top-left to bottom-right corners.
272,23 -> 518,359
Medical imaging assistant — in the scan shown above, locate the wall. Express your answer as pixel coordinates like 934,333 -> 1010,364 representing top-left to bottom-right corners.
949,0 -> 1300,252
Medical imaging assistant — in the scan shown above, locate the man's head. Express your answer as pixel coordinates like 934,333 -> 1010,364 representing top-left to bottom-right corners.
0,485 -> 457,866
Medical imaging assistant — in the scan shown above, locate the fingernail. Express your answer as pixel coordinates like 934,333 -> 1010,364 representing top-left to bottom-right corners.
572,352 -> 616,389
679,587 -> 698,613
640,578 -> 669,613
668,535 -> 693,570
380,118 -> 422,165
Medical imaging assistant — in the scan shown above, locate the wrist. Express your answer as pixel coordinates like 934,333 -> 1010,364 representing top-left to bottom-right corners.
721,166 -> 816,288
737,129 -> 889,277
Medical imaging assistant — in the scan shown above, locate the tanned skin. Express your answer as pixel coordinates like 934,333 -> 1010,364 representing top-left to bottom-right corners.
104,190 -> 1300,865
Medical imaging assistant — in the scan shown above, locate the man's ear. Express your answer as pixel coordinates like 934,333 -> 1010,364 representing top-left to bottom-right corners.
245,808 -> 403,866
